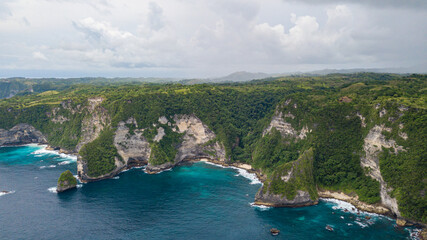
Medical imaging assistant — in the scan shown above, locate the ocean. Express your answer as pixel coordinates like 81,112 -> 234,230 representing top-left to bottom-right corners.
0,145 -> 419,239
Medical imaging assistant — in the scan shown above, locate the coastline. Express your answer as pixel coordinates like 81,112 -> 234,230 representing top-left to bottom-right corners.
2,143 -> 425,232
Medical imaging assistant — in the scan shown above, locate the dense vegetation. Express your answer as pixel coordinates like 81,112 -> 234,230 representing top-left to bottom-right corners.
79,129 -> 122,177
57,170 -> 77,186
0,73 -> 425,222
265,148 -> 318,201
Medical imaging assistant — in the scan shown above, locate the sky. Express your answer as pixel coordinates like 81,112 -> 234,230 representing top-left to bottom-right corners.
0,0 -> 426,78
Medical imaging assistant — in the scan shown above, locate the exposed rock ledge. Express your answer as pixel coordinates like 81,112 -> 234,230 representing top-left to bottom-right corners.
0,124 -> 47,146
318,190 -> 392,216
255,190 -> 318,207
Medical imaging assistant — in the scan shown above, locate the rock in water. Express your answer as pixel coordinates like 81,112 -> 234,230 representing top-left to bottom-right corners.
270,228 -> 280,236
57,170 -> 77,193
396,218 -> 407,227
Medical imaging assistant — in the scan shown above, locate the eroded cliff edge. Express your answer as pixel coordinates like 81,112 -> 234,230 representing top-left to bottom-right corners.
0,123 -> 47,145
255,148 -> 318,207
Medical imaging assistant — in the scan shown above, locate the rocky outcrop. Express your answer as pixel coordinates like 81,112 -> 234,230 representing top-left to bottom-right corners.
361,124 -> 404,216
173,114 -> 226,163
143,114 -> 226,173
255,149 -> 317,207
318,190 -> 392,216
0,124 -> 47,145
255,189 -> 317,207
114,118 -> 150,167
263,107 -> 310,140
57,170 -> 77,192
75,97 -> 110,152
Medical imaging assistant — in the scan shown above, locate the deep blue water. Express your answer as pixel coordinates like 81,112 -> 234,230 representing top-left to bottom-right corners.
0,145 -> 418,239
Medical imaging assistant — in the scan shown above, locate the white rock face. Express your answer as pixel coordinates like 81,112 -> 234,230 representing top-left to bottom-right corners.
76,97 -> 110,152
173,114 -> 226,162
114,119 -> 151,165
153,127 -> 165,142
51,115 -> 69,124
361,124 -> 405,216
158,116 -> 168,125
263,109 -> 309,140
356,112 -> 366,128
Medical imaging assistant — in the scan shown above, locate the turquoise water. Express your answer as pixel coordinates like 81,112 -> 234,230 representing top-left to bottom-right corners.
0,145 -> 418,239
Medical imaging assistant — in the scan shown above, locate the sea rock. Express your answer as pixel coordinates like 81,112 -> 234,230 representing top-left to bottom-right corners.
0,123 -> 47,145
396,218 -> 407,227
57,170 -> 77,192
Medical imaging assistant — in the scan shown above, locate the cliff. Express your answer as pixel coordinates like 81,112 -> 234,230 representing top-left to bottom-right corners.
145,114 -> 226,173
0,124 -> 47,145
361,124 -> 403,217
255,148 -> 318,207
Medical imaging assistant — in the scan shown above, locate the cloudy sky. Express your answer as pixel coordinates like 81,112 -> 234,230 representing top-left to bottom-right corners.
0,0 -> 426,78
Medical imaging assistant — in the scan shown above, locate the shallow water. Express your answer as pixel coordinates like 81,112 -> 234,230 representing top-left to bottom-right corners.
0,145 -> 417,239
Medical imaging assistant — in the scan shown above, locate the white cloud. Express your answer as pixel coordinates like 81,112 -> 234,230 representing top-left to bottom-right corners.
0,0 -> 425,77
32,51 -> 48,61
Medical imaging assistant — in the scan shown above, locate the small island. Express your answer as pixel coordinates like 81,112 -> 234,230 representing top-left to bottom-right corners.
57,170 -> 77,193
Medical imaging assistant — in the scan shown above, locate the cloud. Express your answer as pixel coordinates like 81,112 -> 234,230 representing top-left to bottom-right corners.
281,0 -> 427,9
0,0 -> 425,77
0,1 -> 12,19
32,51 -> 48,61
148,2 -> 164,30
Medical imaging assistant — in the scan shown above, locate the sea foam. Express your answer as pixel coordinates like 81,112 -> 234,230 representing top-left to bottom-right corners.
202,161 -> 261,185
31,145 -> 77,162
0,190 -> 15,197
231,167 -> 261,185
47,187 -> 57,193
250,202 -> 272,211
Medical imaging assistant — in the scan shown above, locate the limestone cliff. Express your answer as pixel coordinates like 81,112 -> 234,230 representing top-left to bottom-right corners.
361,124 -> 404,216
114,118 -> 151,167
263,105 -> 310,140
76,97 -> 110,152
145,114 -> 226,173
0,124 -> 47,145
255,148 -> 318,207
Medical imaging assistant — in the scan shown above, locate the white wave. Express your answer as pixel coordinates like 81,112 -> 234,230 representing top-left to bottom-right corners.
76,184 -> 83,188
31,145 -> 77,162
202,161 -> 228,168
340,216 -> 344,219
39,166 -> 46,169
231,167 -> 262,185
0,190 -> 15,196
354,221 -> 368,228
406,228 -> 422,240
47,187 -> 57,193
57,161 -> 71,165
112,176 -> 120,179
200,161 -> 262,185
143,167 -> 172,174
250,202 -> 272,211
321,198 -> 382,218
48,165 -> 56,168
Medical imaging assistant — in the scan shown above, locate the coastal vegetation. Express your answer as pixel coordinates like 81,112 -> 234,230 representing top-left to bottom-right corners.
0,73 -> 425,222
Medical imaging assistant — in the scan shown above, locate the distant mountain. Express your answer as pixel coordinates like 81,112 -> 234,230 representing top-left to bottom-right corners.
210,71 -> 272,82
